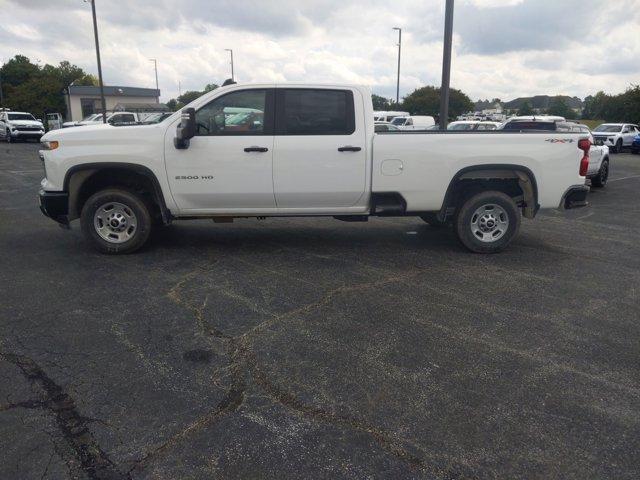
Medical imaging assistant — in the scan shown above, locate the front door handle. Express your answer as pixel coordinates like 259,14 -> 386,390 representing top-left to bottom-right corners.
244,146 -> 268,152
338,146 -> 362,152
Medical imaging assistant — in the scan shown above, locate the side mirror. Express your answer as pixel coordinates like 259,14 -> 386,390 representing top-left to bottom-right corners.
175,107 -> 196,149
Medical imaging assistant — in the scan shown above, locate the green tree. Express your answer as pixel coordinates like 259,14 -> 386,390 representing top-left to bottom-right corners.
401,86 -> 473,120
518,101 -> 534,116
372,93 -> 392,111
0,55 -> 96,117
547,97 -> 573,119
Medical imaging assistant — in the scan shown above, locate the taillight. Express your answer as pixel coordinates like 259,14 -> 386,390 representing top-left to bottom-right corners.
578,138 -> 590,176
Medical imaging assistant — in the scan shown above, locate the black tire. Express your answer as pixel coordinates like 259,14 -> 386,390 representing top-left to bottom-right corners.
454,191 -> 521,254
614,139 -> 622,154
420,212 -> 446,228
80,188 -> 152,254
632,149 -> 639,155
591,159 -> 609,188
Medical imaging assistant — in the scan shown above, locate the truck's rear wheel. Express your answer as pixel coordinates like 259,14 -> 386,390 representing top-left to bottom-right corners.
81,188 -> 152,254
455,191 -> 520,253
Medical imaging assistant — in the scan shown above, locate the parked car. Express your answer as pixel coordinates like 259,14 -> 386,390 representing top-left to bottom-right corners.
632,134 -> 640,154
390,115 -> 436,130
374,122 -> 399,132
374,111 -> 409,123
0,111 -> 45,142
447,121 -> 501,131
141,112 -> 174,125
592,123 -> 640,153
566,123 -> 610,188
500,116 -> 567,131
63,112 -> 142,128
46,113 -> 63,131
39,82 -> 590,254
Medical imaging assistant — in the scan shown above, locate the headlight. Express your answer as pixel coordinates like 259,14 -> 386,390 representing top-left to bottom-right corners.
41,140 -> 59,150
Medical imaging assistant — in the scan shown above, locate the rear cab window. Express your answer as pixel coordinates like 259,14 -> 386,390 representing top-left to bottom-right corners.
275,88 -> 355,135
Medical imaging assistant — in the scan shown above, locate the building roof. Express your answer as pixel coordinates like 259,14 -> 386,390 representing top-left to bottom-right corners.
66,85 -> 160,98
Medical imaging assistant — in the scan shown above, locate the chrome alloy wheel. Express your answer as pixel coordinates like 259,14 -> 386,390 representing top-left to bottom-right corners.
470,203 -> 509,243
93,202 -> 138,244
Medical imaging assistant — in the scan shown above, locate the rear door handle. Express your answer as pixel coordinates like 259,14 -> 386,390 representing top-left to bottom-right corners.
338,146 -> 362,152
244,146 -> 268,152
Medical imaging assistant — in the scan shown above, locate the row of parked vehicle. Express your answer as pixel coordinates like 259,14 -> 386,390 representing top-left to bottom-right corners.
0,108 -> 174,143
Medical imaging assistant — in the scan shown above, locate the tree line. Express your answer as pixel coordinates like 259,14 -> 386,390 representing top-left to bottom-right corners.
0,55 -> 97,118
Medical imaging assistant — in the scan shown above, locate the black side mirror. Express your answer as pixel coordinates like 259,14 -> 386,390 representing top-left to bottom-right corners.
175,107 -> 196,149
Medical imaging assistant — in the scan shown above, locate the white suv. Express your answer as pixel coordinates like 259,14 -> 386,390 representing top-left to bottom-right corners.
592,123 -> 639,153
0,111 -> 45,143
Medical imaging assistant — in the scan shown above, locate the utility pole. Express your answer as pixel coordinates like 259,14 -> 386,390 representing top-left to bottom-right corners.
86,0 -> 107,123
393,27 -> 402,106
178,80 -> 182,97
439,0 -> 455,130
225,49 -> 234,81
150,58 -> 159,103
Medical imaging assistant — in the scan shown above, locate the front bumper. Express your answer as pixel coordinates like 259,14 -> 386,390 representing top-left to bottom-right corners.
11,130 -> 44,139
560,185 -> 589,210
38,190 -> 69,225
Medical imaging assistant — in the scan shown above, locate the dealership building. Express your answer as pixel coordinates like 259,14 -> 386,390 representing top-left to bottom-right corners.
64,85 -> 164,121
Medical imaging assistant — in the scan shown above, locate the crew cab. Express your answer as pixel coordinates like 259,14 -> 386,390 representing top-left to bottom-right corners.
38,83 -> 591,254
592,123 -> 640,153
0,111 -> 45,142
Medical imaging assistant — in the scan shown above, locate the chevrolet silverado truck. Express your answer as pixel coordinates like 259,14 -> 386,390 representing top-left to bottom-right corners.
38,83 -> 591,254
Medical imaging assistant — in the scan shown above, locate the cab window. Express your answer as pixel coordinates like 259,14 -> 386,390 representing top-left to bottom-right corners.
276,89 -> 355,135
195,89 -> 269,136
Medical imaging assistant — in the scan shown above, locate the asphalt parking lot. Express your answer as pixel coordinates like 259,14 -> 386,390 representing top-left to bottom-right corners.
1,141 -> 639,479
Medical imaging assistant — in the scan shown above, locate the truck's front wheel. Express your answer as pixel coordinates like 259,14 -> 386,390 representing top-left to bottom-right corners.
81,188 -> 152,254
455,191 -> 521,253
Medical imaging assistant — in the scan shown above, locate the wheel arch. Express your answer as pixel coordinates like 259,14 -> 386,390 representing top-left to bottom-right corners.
64,162 -> 171,224
439,164 -> 539,220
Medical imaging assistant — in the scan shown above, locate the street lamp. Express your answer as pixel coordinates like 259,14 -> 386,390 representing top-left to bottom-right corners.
439,0 -> 455,130
149,58 -> 159,103
225,49 -> 234,81
392,27 -> 402,106
85,0 -> 107,123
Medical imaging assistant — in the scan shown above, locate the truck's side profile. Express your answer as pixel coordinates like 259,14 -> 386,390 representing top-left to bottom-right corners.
38,83 -> 590,254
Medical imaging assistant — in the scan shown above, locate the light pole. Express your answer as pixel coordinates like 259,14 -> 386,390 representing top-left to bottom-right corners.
149,58 -> 159,103
225,49 -> 234,81
392,27 -> 402,106
439,0 -> 455,130
85,0 -> 107,123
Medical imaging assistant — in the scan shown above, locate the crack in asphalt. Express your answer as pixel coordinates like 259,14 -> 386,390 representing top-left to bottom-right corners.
131,267 -> 435,475
1,352 -> 131,480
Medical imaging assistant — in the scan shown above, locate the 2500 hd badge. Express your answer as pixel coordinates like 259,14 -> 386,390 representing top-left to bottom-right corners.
174,175 -> 214,180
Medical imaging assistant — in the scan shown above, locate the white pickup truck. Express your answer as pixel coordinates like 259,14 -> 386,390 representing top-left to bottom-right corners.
38,83 -> 591,254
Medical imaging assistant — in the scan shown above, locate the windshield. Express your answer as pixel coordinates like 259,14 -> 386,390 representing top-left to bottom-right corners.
391,117 -> 407,126
81,114 -> 101,121
8,113 -> 36,121
594,124 -> 622,133
448,123 -> 476,131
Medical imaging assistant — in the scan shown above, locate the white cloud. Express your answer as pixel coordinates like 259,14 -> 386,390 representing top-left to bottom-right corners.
1,0 -> 639,102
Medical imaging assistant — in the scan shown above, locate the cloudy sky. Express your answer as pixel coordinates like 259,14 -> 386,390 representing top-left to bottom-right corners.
1,0 -> 639,102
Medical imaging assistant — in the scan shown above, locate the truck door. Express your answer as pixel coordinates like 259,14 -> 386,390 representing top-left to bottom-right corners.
164,88 -> 276,212
272,88 -> 367,208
